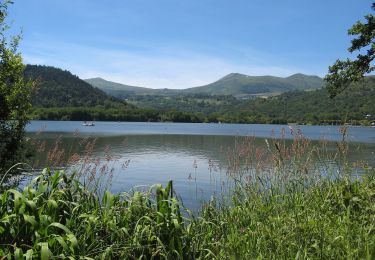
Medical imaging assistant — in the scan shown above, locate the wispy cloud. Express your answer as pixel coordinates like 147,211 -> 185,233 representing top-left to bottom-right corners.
21,39 -> 309,89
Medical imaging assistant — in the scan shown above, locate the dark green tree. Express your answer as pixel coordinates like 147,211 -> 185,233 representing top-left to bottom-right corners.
0,1 -> 33,174
325,2 -> 375,97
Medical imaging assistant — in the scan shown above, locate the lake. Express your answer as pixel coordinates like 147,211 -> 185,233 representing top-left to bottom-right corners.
26,121 -> 375,209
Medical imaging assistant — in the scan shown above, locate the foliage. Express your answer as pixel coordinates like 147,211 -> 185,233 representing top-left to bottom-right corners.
0,167 -> 374,258
0,1 -> 33,174
0,169 -> 189,259
128,94 -> 238,114
325,2 -> 375,97
123,78 -> 375,125
193,172 -> 375,259
30,107 -> 207,123
235,77 -> 375,125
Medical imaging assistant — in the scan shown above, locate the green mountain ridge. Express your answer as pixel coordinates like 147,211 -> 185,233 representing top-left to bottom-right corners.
233,77 -> 375,124
24,65 -> 129,108
125,78 -> 375,125
85,73 -> 324,99
84,77 -> 156,97
182,73 -> 323,98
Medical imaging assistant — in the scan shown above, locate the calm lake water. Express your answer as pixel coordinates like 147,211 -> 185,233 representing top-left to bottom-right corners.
26,121 -> 375,209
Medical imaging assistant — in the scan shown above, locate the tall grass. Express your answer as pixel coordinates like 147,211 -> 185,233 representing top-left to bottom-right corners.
193,170 -> 375,259
0,169 -> 191,259
1,167 -> 374,259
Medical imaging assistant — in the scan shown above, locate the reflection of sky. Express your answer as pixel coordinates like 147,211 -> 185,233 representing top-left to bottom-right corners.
108,151 -> 227,210
26,121 -> 375,209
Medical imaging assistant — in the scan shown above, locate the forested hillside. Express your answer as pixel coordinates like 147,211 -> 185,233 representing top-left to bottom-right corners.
237,78 -> 375,124
127,77 -> 375,125
24,65 -> 129,108
182,73 -> 324,98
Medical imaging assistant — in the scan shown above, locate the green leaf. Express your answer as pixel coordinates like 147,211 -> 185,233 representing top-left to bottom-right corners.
25,249 -> 34,260
47,199 -> 58,209
26,200 -> 37,211
14,247 -> 23,260
39,242 -> 51,260
24,214 -> 38,226
49,222 -> 72,234
67,233 -> 78,250
55,235 -> 69,251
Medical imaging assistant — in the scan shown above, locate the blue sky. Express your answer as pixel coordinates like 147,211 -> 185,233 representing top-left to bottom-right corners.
9,0 -> 373,89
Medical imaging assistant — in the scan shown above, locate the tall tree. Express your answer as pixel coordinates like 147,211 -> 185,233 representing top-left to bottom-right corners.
325,2 -> 375,98
0,0 -> 32,174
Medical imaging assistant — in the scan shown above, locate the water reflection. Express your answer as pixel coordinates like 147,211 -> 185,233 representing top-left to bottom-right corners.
27,132 -> 375,209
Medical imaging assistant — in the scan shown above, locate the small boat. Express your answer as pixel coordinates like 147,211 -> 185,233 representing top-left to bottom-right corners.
82,121 -> 95,126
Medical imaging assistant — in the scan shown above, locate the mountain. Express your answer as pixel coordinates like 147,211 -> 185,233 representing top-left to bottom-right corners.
182,73 -> 324,98
234,76 -> 375,124
24,65 -> 129,108
84,77 -> 156,97
116,77 -> 375,125
85,73 -> 324,99
84,78 -> 179,98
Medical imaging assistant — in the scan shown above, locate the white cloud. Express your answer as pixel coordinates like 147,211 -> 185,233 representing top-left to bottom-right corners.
21,39 -> 308,89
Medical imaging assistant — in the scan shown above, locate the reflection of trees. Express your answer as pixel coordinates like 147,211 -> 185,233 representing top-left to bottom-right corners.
28,133 -> 375,170
30,134 -> 237,167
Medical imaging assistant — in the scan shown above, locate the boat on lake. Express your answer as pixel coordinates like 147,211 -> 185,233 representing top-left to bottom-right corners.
82,121 -> 95,126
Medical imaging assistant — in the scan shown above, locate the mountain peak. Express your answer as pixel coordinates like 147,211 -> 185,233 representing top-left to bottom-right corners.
222,73 -> 248,79
86,77 -> 107,81
287,73 -> 321,79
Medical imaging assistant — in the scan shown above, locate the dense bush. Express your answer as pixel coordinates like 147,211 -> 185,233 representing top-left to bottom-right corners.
0,169 -> 190,259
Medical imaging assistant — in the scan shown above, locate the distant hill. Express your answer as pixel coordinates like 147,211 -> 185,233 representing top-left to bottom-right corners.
234,76 -> 375,124
84,77 -> 179,98
182,73 -> 324,98
85,73 -> 324,99
24,65 -> 129,108
84,77 -> 156,98
122,77 -> 375,125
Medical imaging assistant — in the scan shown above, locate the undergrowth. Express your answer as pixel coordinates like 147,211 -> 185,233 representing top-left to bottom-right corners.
194,170 -> 375,259
0,168 -> 374,259
0,169 -> 189,259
